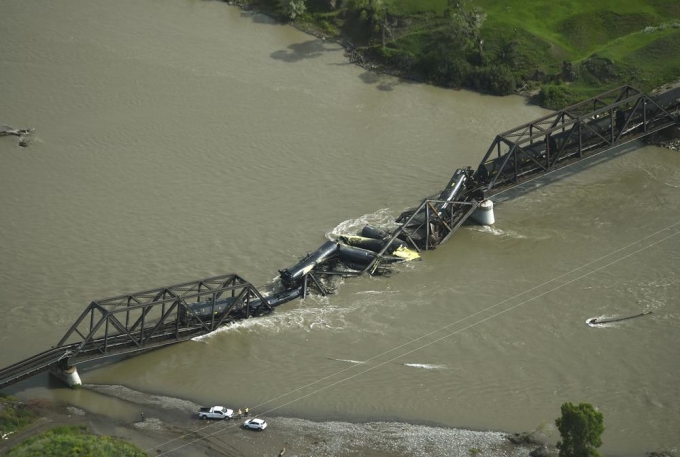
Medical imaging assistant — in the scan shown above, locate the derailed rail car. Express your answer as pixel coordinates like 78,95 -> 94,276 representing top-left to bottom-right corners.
393,167 -> 474,249
178,287 -> 303,325
178,297 -> 237,324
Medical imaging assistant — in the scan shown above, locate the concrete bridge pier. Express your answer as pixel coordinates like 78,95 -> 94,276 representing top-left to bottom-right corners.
49,364 -> 82,388
471,199 -> 495,225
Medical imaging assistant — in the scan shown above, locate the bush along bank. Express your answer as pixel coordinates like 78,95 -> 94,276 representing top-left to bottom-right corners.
5,425 -> 147,457
231,0 -> 680,109
0,396 -> 40,438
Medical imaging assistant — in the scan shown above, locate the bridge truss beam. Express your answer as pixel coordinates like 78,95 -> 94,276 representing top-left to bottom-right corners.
393,198 -> 479,251
475,85 -> 680,195
57,274 -> 266,365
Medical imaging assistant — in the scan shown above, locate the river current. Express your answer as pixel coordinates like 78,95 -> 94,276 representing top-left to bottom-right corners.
1,0 -> 678,454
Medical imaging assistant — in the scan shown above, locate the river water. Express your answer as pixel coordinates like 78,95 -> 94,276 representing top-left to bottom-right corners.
1,0 -> 678,455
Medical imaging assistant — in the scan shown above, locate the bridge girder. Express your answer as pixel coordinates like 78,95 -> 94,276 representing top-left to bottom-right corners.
475,85 -> 680,195
57,274 -> 267,365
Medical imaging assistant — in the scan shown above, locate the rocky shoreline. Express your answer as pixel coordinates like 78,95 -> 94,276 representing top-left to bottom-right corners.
1,385 -> 552,456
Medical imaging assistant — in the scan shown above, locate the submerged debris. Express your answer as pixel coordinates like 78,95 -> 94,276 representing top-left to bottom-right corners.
586,311 -> 652,326
1,125 -> 34,147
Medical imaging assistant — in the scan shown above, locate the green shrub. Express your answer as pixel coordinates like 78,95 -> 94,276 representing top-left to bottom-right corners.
415,50 -> 472,88
373,46 -> 419,75
538,83 -> 571,109
555,402 -> 605,457
0,397 -> 38,435
6,425 -> 147,457
279,0 -> 307,20
467,64 -> 516,95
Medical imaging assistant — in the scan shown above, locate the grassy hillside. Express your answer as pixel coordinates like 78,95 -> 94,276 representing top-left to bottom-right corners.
475,0 -> 680,103
251,0 -> 680,108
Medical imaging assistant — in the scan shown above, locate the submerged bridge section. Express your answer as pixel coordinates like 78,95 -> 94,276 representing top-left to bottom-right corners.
0,274 -> 296,389
277,85 -> 680,286
1,86 -> 678,390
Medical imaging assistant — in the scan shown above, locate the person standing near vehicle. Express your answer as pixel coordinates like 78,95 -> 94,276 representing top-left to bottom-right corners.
237,408 -> 242,418
244,407 -> 249,417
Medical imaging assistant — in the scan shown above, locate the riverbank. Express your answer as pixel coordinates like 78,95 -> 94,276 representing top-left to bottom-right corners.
1,385 -> 548,457
223,0 -> 680,109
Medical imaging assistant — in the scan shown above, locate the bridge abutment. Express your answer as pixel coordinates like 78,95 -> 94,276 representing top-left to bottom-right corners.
49,365 -> 82,388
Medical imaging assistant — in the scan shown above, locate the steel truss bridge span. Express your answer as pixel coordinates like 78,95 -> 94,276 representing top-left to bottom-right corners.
0,274 -> 279,389
474,85 -> 680,197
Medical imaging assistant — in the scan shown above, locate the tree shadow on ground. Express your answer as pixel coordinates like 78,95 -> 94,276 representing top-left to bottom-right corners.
357,70 -> 418,92
271,39 -> 340,63
233,5 -> 414,92
239,9 -> 280,25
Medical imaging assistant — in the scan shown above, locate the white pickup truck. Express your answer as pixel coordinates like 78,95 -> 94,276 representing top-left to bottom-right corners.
198,406 -> 234,420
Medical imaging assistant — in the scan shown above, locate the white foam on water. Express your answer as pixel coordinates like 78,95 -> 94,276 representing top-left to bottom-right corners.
469,225 -> 528,239
638,163 -> 680,188
403,363 -> 446,370
355,289 -> 396,296
327,208 -> 399,239
191,294 -> 388,341
585,315 -> 619,328
328,358 -> 367,364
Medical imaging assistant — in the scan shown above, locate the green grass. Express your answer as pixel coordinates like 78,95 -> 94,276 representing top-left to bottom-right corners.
619,29 -> 680,87
475,0 -> 679,60
384,0 -> 447,15
0,397 -> 39,435
257,0 -> 680,106
6,425 -> 147,457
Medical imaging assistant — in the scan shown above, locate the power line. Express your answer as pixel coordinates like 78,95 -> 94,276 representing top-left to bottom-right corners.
148,220 -> 679,455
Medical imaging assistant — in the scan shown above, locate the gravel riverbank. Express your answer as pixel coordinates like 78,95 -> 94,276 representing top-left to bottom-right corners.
2,384 -> 549,457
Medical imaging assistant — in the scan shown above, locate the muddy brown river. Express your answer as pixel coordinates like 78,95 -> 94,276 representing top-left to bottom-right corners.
1,0 -> 679,454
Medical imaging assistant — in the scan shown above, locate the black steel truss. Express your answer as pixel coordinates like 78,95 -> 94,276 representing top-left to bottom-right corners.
0,274 -> 268,388
475,85 -> 680,195
57,274 -> 266,365
393,198 -> 479,251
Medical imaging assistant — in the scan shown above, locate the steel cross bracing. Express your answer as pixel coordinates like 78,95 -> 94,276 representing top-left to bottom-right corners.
57,274 -> 267,365
0,274 -> 266,388
474,85 -> 680,196
348,197 -> 479,277
391,197 -> 479,251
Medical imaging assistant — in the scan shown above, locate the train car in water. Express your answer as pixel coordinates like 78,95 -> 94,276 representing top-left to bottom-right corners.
434,167 -> 471,216
278,240 -> 339,289
392,167 -> 474,248
178,296 -> 240,325
179,287 -> 303,325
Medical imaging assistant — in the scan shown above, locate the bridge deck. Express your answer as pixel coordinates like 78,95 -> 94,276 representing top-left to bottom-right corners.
0,274 -> 283,389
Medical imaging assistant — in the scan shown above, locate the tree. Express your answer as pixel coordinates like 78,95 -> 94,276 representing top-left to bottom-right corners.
279,0 -> 306,20
555,402 -> 605,457
345,0 -> 390,45
445,0 -> 487,61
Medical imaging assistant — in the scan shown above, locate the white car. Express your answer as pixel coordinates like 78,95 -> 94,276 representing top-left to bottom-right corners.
243,418 -> 267,431
198,406 -> 234,420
